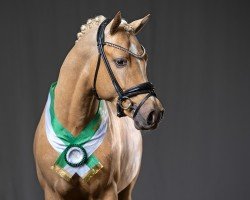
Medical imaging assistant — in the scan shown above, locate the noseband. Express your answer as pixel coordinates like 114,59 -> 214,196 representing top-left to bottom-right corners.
92,18 -> 157,118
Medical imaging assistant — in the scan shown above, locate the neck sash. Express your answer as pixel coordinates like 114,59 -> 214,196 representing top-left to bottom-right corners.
45,82 -> 108,182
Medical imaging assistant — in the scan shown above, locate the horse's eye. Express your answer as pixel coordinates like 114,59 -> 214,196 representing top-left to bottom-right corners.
114,58 -> 128,67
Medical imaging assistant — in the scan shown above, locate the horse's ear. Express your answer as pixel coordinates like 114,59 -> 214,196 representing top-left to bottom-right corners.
129,14 -> 150,35
109,11 -> 122,35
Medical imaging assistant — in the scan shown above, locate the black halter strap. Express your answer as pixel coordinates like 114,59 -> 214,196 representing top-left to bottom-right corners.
93,18 -> 156,117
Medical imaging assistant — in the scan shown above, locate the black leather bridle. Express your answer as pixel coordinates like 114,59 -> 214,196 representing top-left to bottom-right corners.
92,18 -> 157,118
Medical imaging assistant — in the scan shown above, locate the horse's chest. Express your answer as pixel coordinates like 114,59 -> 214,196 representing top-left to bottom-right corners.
111,120 -> 143,191
118,140 -> 142,191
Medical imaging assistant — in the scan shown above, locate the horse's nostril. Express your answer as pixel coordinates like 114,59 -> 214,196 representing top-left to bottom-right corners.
147,111 -> 155,125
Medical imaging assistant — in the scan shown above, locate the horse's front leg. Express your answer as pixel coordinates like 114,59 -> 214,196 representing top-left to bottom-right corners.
118,177 -> 137,200
98,182 -> 118,200
44,184 -> 63,200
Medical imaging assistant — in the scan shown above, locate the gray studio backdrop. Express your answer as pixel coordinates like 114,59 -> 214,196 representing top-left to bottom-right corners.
0,0 -> 250,199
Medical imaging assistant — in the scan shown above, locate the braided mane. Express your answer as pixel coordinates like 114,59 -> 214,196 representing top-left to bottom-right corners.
75,15 -> 132,43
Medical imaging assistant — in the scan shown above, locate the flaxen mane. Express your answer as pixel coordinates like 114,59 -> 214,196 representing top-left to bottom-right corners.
76,15 -> 133,43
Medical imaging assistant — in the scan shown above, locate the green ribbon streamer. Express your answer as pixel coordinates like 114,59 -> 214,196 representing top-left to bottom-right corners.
49,82 -> 102,168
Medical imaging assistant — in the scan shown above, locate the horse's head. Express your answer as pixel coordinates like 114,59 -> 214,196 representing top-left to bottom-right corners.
76,12 -> 164,130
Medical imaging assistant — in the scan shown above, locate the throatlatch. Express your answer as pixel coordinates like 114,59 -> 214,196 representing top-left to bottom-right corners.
92,18 -> 157,118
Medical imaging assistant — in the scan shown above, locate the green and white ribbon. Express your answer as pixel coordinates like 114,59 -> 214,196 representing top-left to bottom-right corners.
45,82 -> 108,181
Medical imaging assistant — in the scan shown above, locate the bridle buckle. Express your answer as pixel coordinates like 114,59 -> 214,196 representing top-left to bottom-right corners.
119,96 -> 133,110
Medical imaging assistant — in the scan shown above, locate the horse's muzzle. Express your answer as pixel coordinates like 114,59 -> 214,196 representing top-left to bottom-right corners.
133,97 -> 164,130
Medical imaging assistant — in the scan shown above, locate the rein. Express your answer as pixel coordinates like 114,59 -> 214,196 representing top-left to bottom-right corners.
92,18 -> 157,118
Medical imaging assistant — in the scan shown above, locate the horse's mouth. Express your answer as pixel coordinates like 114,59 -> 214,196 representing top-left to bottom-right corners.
134,119 -> 159,131
134,115 -> 161,130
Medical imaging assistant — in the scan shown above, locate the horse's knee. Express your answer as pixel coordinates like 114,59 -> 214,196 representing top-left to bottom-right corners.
100,192 -> 118,200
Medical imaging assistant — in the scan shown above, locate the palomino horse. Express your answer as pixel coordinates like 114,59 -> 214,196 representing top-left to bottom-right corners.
34,12 -> 164,200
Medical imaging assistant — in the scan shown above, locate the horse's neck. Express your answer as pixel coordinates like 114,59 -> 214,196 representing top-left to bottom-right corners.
54,45 -> 98,136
